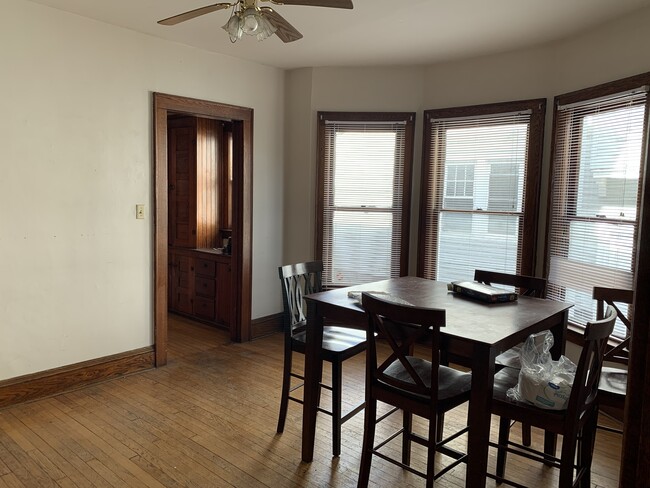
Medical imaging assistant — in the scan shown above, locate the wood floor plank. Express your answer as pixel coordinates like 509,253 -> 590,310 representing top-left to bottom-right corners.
0,314 -> 622,487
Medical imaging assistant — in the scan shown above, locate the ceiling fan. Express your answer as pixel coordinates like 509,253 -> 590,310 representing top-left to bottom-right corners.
158,0 -> 354,43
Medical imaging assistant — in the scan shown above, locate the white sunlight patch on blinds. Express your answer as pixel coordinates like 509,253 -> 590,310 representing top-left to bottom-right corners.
322,121 -> 406,286
547,88 -> 647,337
425,113 -> 530,283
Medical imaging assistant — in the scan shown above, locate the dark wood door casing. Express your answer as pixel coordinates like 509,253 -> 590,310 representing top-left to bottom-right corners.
153,92 -> 253,366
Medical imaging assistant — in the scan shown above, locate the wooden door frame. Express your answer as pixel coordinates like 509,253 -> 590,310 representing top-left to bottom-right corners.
153,92 -> 253,366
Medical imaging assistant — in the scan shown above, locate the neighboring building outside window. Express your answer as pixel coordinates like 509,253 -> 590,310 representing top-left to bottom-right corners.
419,100 -> 546,283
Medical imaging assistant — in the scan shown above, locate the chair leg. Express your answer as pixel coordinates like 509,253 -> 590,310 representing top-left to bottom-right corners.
357,398 -> 377,488
331,360 -> 343,457
496,416 -> 511,482
578,412 -> 598,488
436,412 -> 445,443
559,430 -> 578,488
402,410 -> 413,466
276,346 -> 293,433
521,422 -> 532,446
426,412 -> 438,488
543,431 -> 557,466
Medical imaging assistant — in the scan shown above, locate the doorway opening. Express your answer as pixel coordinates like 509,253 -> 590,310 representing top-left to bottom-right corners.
153,93 -> 253,366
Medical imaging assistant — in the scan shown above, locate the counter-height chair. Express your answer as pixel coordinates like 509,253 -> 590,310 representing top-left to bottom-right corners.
276,261 -> 366,457
488,304 -> 617,488
475,269 -> 548,368
593,286 -> 634,434
358,292 -> 471,488
441,269 -> 547,445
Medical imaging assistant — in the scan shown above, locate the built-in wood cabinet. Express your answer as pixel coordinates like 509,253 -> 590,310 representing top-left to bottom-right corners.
168,115 -> 232,328
169,248 -> 231,328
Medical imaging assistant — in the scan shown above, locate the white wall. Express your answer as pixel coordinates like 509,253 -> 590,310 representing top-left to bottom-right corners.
284,66 -> 426,268
285,5 -> 650,277
0,0 -> 285,380
4,0 -> 650,383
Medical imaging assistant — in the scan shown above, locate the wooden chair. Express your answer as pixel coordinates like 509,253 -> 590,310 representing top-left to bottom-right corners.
488,304 -> 617,488
442,269 -> 547,445
276,261 -> 366,457
357,292 -> 471,487
593,286 -> 634,434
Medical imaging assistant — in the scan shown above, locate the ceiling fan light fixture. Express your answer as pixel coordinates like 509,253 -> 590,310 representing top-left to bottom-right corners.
241,8 -> 259,34
253,13 -> 277,41
222,6 -> 277,43
223,13 -> 243,42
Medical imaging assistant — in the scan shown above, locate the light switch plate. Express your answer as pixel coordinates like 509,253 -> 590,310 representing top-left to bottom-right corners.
136,204 -> 145,219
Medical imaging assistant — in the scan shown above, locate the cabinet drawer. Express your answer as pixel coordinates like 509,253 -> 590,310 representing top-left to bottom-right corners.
195,258 -> 216,277
194,296 -> 216,320
195,276 -> 216,298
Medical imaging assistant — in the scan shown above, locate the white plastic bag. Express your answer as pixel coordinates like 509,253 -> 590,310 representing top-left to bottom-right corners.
506,330 -> 576,410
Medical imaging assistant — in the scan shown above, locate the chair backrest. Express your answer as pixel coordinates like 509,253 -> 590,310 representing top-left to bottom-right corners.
593,287 -> 634,364
567,305 -> 617,419
474,269 -> 547,298
278,261 -> 323,335
361,292 -> 445,399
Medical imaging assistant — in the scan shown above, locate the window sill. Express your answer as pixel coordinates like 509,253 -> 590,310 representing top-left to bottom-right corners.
566,323 -> 628,363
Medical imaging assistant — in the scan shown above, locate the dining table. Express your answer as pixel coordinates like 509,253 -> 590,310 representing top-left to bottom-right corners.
301,276 -> 572,487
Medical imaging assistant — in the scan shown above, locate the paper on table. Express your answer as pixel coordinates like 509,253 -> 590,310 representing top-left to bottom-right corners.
347,290 -> 414,306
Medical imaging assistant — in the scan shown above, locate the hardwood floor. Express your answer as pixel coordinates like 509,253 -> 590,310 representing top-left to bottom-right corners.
0,314 -> 623,487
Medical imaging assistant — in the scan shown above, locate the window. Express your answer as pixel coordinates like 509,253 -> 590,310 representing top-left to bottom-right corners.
418,100 -> 546,283
546,75 -> 650,338
317,112 -> 415,287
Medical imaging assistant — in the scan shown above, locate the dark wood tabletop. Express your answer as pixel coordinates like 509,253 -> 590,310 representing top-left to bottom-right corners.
301,276 -> 573,487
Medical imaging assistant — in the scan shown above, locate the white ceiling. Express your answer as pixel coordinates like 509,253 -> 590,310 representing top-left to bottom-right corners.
27,0 -> 650,69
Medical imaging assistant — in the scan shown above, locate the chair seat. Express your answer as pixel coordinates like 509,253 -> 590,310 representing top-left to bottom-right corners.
293,325 -> 367,355
383,356 -> 472,401
599,366 -> 627,396
495,346 -> 522,369
492,366 -> 566,428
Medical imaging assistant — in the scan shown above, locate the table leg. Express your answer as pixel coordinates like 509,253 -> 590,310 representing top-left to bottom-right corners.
301,302 -> 324,462
466,345 -> 495,487
544,311 -> 568,459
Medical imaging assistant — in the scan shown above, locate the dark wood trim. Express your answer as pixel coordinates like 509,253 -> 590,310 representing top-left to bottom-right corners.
0,347 -> 154,409
418,98 -> 546,278
621,74 -> 650,488
315,111 -> 415,277
251,313 -> 283,340
153,92 -> 253,362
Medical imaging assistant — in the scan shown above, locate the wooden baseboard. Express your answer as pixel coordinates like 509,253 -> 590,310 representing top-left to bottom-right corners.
251,313 -> 283,339
0,347 -> 155,409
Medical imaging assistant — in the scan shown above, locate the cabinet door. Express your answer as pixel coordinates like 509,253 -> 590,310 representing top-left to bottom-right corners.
171,255 -> 194,315
169,126 -> 197,248
216,262 -> 231,326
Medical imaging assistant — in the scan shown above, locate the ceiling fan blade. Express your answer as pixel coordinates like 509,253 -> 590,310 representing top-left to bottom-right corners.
268,0 -> 352,8
158,3 -> 233,26
259,7 -> 303,43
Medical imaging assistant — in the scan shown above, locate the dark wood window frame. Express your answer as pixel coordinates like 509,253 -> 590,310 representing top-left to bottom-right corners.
315,111 -> 415,287
544,74 -> 650,345
418,99 -> 546,279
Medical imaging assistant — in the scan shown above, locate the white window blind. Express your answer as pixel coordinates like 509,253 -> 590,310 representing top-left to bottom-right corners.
320,117 -> 411,287
547,87 -> 647,337
421,109 -> 535,283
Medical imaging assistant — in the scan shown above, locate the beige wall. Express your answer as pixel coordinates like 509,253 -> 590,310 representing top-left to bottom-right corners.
285,5 -> 650,277
0,0 -> 285,380
3,0 -> 650,383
